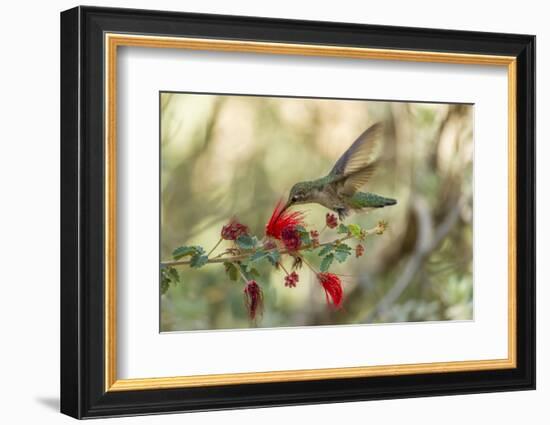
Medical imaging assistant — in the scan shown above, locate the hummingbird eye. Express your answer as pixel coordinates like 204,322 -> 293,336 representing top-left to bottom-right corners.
292,195 -> 298,202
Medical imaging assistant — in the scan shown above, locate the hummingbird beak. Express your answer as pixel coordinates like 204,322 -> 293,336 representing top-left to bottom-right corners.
282,200 -> 292,213
276,200 -> 292,221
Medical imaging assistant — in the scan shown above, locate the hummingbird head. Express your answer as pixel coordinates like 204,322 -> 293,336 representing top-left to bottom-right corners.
284,181 -> 313,212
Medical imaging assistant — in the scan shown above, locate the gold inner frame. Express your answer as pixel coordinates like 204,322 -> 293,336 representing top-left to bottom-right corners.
104,33 -> 517,392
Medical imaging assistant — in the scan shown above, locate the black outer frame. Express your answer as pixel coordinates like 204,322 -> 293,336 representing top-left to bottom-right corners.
60,5 -> 535,419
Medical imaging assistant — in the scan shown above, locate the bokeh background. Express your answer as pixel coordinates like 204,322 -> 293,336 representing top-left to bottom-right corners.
160,92 -> 473,332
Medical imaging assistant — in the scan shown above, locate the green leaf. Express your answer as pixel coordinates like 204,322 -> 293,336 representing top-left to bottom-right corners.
300,232 -> 312,246
287,225 -> 311,245
249,250 -> 268,263
248,267 -> 260,278
224,262 -> 238,281
335,243 -> 352,254
320,253 -> 334,272
334,243 -> 352,263
294,225 -> 307,234
190,254 -> 208,268
160,267 -> 176,295
168,267 -> 180,283
160,267 -> 175,295
266,250 -> 280,266
347,223 -> 362,239
337,223 -> 349,234
318,244 -> 333,256
335,243 -> 352,252
172,245 -> 202,260
238,263 -> 255,280
334,250 -> 350,263
160,278 -> 170,295
236,234 -> 256,250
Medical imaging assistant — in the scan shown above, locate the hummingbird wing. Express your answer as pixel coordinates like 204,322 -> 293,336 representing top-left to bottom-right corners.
329,122 -> 382,196
340,162 -> 379,196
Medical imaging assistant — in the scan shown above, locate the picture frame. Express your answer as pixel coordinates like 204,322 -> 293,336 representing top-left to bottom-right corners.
60,5 -> 535,419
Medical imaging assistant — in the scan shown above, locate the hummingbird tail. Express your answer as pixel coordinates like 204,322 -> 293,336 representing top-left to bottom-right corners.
350,192 -> 397,209
374,196 -> 397,208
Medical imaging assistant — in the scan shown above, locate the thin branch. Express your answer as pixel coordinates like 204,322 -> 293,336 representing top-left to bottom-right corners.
206,237 -> 223,257
237,266 -> 249,284
161,225 -> 382,268
301,256 -> 319,274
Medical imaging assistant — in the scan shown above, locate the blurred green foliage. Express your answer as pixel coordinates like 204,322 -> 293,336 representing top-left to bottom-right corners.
160,93 -> 473,331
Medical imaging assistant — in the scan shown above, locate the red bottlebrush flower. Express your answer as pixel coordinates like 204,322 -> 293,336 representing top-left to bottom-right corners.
355,244 -> 365,258
243,280 -> 263,320
284,271 -> 299,288
326,213 -> 338,229
266,199 -> 305,240
221,218 -> 249,241
281,226 -> 301,251
318,273 -> 344,309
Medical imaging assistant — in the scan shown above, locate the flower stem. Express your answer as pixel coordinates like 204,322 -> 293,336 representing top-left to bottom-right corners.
207,237 -> 223,257
301,256 -> 318,275
279,262 -> 290,276
237,266 -> 249,284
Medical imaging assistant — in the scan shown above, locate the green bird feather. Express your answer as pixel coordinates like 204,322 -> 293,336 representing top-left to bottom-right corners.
283,122 -> 397,220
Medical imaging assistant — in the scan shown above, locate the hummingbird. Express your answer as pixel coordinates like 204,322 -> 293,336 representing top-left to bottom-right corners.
282,122 -> 397,220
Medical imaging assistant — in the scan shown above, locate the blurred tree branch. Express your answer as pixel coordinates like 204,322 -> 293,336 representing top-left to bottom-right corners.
363,195 -> 465,323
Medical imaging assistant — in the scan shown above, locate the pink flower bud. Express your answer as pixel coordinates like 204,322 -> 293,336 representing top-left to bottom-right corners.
221,218 -> 249,241
326,213 -> 338,229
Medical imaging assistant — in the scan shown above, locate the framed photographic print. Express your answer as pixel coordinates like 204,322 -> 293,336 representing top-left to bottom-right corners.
60,6 -> 535,419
